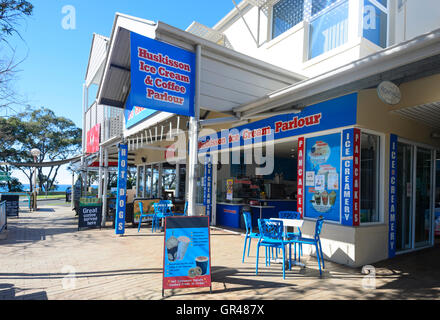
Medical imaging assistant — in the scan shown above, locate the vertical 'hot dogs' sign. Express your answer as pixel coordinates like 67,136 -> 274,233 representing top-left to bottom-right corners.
130,32 -> 196,117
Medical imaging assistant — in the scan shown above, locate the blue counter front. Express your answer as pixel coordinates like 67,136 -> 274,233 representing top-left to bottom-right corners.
215,200 -> 297,229
216,203 -> 244,229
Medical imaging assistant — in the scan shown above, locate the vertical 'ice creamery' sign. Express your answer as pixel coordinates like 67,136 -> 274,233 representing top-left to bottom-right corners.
130,32 -> 195,117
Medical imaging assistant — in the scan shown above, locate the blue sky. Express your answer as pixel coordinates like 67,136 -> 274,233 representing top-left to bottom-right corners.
10,0 -> 235,127
7,0 -> 236,185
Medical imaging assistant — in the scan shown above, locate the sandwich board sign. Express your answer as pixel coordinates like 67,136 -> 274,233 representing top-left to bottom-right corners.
162,216 -> 211,296
78,197 -> 102,231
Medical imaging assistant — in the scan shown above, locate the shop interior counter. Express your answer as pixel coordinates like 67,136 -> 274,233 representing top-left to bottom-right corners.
248,199 -> 298,227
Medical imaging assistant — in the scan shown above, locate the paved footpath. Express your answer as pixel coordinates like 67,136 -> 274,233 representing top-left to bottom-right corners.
0,202 -> 439,300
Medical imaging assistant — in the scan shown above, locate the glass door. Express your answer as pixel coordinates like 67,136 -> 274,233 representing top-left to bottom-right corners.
396,143 -> 413,252
396,141 -> 435,252
152,165 -> 159,198
414,147 -> 433,248
145,166 -> 152,198
137,166 -> 144,198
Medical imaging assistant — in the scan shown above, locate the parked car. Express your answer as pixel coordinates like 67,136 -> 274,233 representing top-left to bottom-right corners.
66,187 -> 72,202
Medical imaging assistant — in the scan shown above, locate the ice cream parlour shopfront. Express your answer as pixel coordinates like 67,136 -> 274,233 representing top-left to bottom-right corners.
197,92 -> 390,267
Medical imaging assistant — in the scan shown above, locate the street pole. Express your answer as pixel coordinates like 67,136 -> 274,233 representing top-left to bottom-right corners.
187,44 -> 201,216
30,149 -> 41,211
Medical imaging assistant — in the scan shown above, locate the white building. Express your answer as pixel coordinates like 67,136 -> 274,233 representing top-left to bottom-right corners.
74,0 -> 440,268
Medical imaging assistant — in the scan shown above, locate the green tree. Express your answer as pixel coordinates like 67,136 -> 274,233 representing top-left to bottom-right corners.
1,108 -> 82,192
0,115 -> 24,191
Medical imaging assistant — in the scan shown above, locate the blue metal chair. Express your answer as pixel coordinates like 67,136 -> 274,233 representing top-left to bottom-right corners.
153,200 -> 174,232
242,210 -> 260,263
278,211 -> 303,258
256,219 -> 290,280
288,216 -> 325,276
137,201 -> 157,233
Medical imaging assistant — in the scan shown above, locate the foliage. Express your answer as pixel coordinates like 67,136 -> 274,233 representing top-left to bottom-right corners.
0,0 -> 33,38
0,0 -> 34,115
0,107 -> 82,192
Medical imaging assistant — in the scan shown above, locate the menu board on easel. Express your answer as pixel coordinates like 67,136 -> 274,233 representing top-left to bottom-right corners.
162,216 -> 211,296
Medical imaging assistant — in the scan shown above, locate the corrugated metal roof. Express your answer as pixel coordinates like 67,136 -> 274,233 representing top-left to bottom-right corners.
85,33 -> 109,87
392,102 -> 440,130
186,21 -> 233,49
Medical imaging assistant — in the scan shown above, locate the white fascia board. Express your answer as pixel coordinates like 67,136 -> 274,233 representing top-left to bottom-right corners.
124,112 -> 175,138
235,27 -> 440,117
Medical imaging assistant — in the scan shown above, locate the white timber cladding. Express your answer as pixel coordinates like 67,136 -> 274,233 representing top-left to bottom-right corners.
85,34 -> 109,87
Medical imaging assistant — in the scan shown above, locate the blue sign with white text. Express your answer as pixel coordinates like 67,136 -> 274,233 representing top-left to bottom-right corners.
198,93 -> 357,153
130,32 -> 195,117
341,129 -> 354,226
389,134 -> 398,258
203,155 -> 213,219
115,144 -> 128,235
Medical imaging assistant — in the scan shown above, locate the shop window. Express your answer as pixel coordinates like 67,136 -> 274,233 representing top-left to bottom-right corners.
308,0 -> 349,59
363,0 -> 388,48
272,0 -> 304,39
311,0 -> 339,15
360,133 -> 380,223
162,168 -> 176,198
137,166 -> 144,198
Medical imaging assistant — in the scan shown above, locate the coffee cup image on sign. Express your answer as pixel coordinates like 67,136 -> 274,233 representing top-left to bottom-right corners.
166,236 -> 179,262
195,256 -> 209,275
176,236 -> 191,260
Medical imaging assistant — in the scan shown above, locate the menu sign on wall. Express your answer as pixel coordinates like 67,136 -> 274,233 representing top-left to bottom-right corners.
304,133 -> 341,222
130,31 -> 196,118
162,216 -> 211,295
